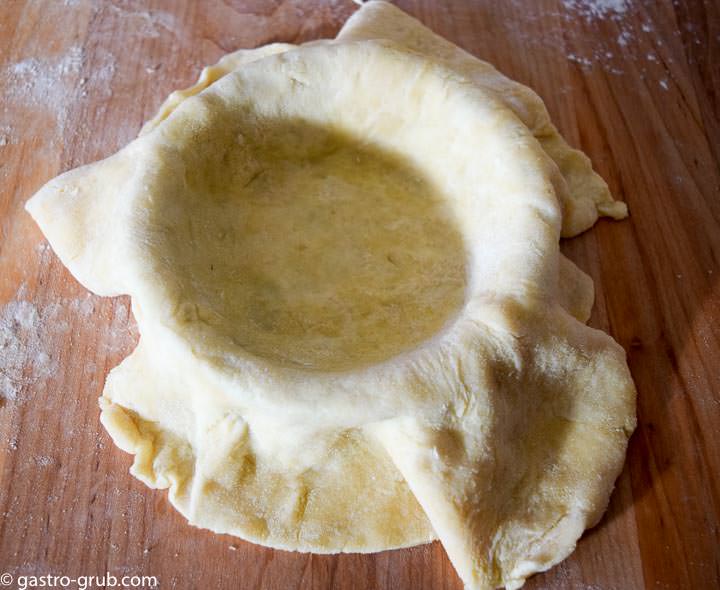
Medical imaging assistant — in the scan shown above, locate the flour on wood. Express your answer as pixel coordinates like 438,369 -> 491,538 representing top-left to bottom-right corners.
0,295 -> 54,402
1,44 -> 116,144
562,0 -> 628,19
104,4 -> 181,40
0,282 -> 133,404
5,45 -> 83,111
502,0 -> 697,84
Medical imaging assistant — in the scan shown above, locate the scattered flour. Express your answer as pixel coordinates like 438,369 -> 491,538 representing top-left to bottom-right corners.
567,53 -> 594,68
504,0 -> 696,83
0,281 -> 133,405
617,31 -> 632,47
1,41 -> 115,146
0,296 -> 55,402
33,455 -> 56,467
5,45 -> 83,113
562,0 -> 628,20
104,4 -> 180,39
559,0 -> 637,73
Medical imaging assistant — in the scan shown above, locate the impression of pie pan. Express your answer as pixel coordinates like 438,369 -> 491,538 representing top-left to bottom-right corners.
32,41 -> 566,426
116,41 -> 564,426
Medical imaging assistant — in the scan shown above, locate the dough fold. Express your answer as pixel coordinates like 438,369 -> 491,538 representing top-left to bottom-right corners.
370,306 -> 635,589
101,340 -> 435,552
336,1 -> 628,237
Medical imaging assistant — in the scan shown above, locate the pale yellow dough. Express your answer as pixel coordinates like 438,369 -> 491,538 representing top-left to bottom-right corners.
25,3 -> 636,589
143,1 -> 628,239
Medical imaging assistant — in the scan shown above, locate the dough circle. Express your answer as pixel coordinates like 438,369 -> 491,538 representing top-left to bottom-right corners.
25,6 -> 636,589
124,41 -> 564,424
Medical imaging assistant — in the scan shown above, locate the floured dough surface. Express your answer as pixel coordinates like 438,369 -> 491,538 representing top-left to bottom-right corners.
25,4 -> 636,590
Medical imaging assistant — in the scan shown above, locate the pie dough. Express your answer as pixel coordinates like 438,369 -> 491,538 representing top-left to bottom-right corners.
25,3 -> 636,589
143,1 -> 629,239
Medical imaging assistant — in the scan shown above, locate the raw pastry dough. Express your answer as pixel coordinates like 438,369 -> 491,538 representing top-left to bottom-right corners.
337,1 -> 628,237
143,1 -> 628,238
26,4 -> 635,589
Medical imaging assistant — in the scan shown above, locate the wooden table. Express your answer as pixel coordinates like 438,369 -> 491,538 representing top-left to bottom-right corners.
1,1 -> 718,588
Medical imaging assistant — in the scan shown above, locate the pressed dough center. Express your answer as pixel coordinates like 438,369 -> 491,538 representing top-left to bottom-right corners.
164,122 -> 467,371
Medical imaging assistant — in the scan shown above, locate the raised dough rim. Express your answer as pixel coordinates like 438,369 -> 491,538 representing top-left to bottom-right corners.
121,40 -> 566,424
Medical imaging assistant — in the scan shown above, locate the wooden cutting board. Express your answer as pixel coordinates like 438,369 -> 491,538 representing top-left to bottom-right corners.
1,1 -> 718,588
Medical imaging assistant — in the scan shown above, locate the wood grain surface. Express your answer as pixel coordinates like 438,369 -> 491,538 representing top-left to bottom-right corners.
1,1 -> 718,589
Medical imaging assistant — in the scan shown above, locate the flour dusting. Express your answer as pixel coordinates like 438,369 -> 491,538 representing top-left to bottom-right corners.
562,0 -> 628,19
617,31 -> 632,47
504,0 -> 696,84
0,282 -> 133,404
0,296 -> 55,402
1,43 -> 116,144
5,45 -> 83,112
105,4 -> 180,39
